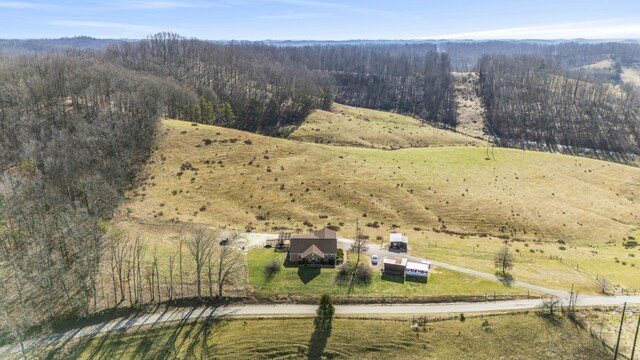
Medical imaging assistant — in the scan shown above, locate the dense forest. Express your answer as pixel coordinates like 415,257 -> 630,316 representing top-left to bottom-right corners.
104,33 -> 457,131
276,44 -> 457,127
0,54 -> 165,339
477,54 -> 640,157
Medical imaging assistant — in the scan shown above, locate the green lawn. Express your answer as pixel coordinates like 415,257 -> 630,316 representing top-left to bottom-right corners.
248,248 -> 527,298
35,313 -> 611,359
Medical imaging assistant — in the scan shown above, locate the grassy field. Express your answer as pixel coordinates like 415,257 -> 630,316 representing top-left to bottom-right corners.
35,312 -> 611,359
288,103 -> 484,149
123,118 -> 639,245
247,248 -> 526,298
112,114 -> 640,294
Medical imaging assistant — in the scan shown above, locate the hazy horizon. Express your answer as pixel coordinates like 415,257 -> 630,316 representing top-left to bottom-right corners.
1,0 -> 640,41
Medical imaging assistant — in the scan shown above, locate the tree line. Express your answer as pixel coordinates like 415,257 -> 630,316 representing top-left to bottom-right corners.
440,40 -> 640,72
106,229 -> 241,310
477,54 -> 640,158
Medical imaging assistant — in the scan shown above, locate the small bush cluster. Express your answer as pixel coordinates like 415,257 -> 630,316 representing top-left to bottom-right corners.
336,262 -> 372,285
366,221 -> 380,228
264,259 -> 281,277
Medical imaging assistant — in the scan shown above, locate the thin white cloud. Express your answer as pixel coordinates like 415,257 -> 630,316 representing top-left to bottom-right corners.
263,0 -> 377,14
118,0 -> 223,9
257,11 -> 328,20
0,1 -> 42,9
422,18 -> 640,40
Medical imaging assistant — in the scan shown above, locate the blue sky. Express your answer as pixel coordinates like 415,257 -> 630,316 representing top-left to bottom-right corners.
1,0 -> 640,40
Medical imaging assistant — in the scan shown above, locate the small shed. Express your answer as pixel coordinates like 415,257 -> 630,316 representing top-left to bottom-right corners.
405,261 -> 430,278
389,233 -> 408,251
383,257 -> 407,276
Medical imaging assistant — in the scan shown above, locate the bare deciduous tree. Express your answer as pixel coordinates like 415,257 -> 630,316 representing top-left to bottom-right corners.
350,232 -> 369,268
187,228 -> 217,301
213,235 -> 242,299
494,245 -> 514,275
168,253 -> 176,301
598,277 -> 612,294
542,297 -> 562,316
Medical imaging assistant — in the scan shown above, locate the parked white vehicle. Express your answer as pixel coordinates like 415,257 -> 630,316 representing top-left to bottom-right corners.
371,255 -> 379,265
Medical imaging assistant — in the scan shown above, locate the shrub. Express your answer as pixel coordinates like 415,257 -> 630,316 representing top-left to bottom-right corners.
244,139 -> 252,145
326,224 -> 341,231
265,259 -> 281,277
459,313 -> 466,322
336,248 -> 344,263
256,214 -> 268,221
558,246 -> 566,250
355,264 -> 372,285
366,221 -> 380,228
336,262 -> 353,283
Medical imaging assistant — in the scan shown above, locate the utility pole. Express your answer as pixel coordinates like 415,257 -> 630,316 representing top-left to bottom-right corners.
569,284 -> 574,309
631,311 -> 640,360
614,302 -> 627,360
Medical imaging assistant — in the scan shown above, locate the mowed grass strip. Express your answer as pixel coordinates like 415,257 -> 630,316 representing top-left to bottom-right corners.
43,313 -> 611,359
288,103 -> 484,149
248,248 -> 527,298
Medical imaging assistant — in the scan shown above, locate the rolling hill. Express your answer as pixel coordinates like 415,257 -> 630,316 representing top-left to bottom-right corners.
121,107 -> 639,245
287,103 -> 482,149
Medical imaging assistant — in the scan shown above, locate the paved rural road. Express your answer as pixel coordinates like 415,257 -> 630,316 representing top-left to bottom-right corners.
2,296 -> 640,356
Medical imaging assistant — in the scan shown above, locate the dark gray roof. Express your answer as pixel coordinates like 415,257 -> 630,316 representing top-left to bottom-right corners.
290,228 -> 337,241
289,228 -> 338,255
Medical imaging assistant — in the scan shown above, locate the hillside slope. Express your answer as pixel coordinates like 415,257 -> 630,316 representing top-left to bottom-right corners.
288,103 -> 483,149
122,119 -> 639,246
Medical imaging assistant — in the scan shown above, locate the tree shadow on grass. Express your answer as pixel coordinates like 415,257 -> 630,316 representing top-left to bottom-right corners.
495,271 -> 514,286
38,308 -> 148,360
536,312 -> 563,327
307,325 -> 331,360
36,305 -> 228,360
298,267 -> 321,284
